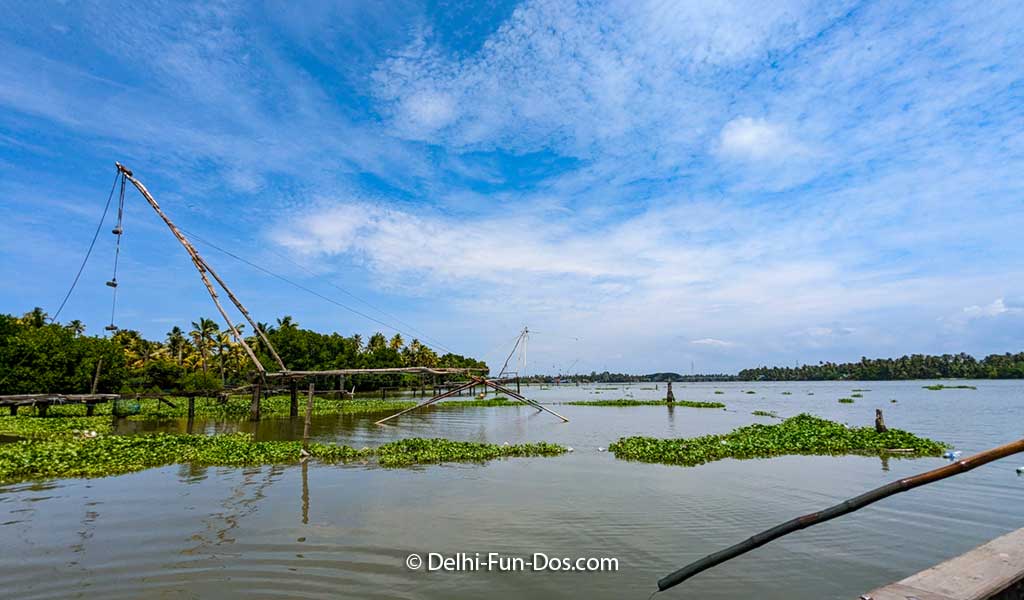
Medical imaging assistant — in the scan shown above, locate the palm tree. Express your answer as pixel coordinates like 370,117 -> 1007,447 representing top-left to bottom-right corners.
65,320 -> 86,336
388,333 -> 404,351
352,333 -> 363,353
21,307 -> 48,327
367,332 -> 387,352
276,315 -> 297,330
166,326 -> 187,365
189,318 -> 219,374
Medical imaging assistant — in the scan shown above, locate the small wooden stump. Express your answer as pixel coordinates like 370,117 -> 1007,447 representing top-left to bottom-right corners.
250,382 -> 262,421
666,381 -> 675,403
875,408 -> 888,433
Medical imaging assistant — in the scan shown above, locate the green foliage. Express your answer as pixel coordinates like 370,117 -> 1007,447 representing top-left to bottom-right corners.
714,390 -> 724,394
752,410 -> 779,418
851,393 -> 863,398
374,438 -> 566,467
745,390 -> 756,394
923,384 -> 977,390
838,398 -> 855,403
565,399 -> 725,408
740,352 -> 1024,380
0,313 -> 126,394
0,310 -> 488,396
0,416 -> 113,439
608,414 -> 946,467
0,433 -> 566,482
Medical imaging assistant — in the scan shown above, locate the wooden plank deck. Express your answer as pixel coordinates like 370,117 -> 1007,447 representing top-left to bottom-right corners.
862,527 -> 1024,600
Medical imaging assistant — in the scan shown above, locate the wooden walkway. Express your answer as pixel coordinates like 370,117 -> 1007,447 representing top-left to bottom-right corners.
0,393 -> 119,416
862,527 -> 1024,600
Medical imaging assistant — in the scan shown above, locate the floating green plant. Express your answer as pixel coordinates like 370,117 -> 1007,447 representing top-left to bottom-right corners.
851,393 -> 863,398
565,399 -> 725,408
714,390 -> 724,394
374,438 -> 565,467
0,434 -> 567,483
752,410 -> 779,418
838,398 -> 855,403
608,414 -> 946,467
851,388 -> 871,392
745,391 -> 756,395
0,416 -> 114,440
781,391 -> 792,395
923,384 -> 977,391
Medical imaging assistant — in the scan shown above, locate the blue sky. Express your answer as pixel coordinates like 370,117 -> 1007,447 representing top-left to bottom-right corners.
1,1 -> 1023,374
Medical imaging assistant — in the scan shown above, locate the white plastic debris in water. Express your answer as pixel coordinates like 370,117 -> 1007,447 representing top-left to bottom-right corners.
598,447 -> 606,452
1017,466 -> 1024,475
943,450 -> 962,460
566,447 -> 574,453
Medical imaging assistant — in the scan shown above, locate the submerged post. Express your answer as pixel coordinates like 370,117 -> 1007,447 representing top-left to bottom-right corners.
90,358 -> 103,395
303,383 -> 314,450
188,395 -> 195,420
666,381 -> 675,403
875,408 -> 888,433
289,381 -> 298,418
250,381 -> 261,421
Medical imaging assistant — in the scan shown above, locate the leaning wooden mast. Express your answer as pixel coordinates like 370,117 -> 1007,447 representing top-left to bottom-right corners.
114,162 -> 286,374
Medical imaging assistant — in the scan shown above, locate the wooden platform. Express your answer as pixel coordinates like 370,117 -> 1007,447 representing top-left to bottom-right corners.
862,527 -> 1024,600
0,393 -> 120,416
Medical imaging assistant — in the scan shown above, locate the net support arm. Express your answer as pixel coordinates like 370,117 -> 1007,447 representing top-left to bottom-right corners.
656,437 -> 1024,594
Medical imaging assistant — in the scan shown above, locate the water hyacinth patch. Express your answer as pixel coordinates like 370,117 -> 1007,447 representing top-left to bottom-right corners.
608,414 -> 946,467
374,438 -> 566,467
565,399 -> 725,408
0,416 -> 114,439
0,434 -> 567,483
752,410 -> 779,418
923,384 -> 977,390
838,398 -> 855,403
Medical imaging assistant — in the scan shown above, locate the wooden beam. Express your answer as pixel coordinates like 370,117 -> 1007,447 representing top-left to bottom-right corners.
374,380 -> 477,425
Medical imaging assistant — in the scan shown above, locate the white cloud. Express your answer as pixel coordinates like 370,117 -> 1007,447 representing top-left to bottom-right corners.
716,117 -> 808,161
963,298 -> 1017,319
690,338 -> 735,347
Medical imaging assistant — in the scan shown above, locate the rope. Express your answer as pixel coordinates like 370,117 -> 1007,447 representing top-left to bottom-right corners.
178,228 -> 460,356
106,174 -> 127,331
50,170 -> 120,322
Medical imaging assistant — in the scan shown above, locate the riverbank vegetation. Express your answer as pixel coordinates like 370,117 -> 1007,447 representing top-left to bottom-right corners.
565,399 -> 725,408
0,309 -> 487,395
740,352 -> 1024,380
608,414 -> 946,467
0,434 -> 567,482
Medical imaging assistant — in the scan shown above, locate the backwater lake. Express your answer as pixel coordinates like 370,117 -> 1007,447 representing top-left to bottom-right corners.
2,380 -> 1022,599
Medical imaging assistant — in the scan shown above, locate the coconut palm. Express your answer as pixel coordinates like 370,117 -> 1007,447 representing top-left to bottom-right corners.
189,318 -> 219,374
166,326 -> 187,365
388,333 -> 404,351
65,320 -> 86,336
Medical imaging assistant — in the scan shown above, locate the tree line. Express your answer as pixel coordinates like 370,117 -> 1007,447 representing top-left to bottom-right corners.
738,352 -> 1024,381
0,308 -> 487,395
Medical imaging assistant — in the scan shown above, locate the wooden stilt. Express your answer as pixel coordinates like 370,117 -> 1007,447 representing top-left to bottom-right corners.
37,403 -> 48,417
90,358 -> 103,395
86,404 -> 95,416
188,395 -> 195,420
303,383 -> 314,450
250,382 -> 262,421
9,405 -> 17,416
301,459 -> 309,525
666,381 -> 675,403
290,381 -> 299,417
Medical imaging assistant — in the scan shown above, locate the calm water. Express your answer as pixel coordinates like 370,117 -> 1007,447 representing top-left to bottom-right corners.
2,381 -> 1023,599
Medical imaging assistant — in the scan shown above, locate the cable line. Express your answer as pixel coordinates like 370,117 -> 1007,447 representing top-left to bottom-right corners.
177,228 -> 459,356
50,170 -> 120,322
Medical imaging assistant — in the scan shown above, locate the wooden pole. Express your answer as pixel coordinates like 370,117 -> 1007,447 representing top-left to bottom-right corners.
655,437 -> 1024,593
117,164 -> 278,373
374,379 -> 478,425
90,357 -> 103,395
875,408 -> 888,433
303,383 -> 314,450
250,381 -> 261,421
481,378 -> 569,423
188,395 -> 195,420
666,381 -> 675,403
289,381 -> 299,418
301,458 -> 310,525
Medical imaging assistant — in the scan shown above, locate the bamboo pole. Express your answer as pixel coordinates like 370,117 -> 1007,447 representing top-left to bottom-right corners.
374,379 -> 477,425
656,437 -> 1024,594
289,381 -> 298,418
480,378 -> 569,423
303,383 -> 314,450
90,358 -> 103,394
116,163 -> 276,373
